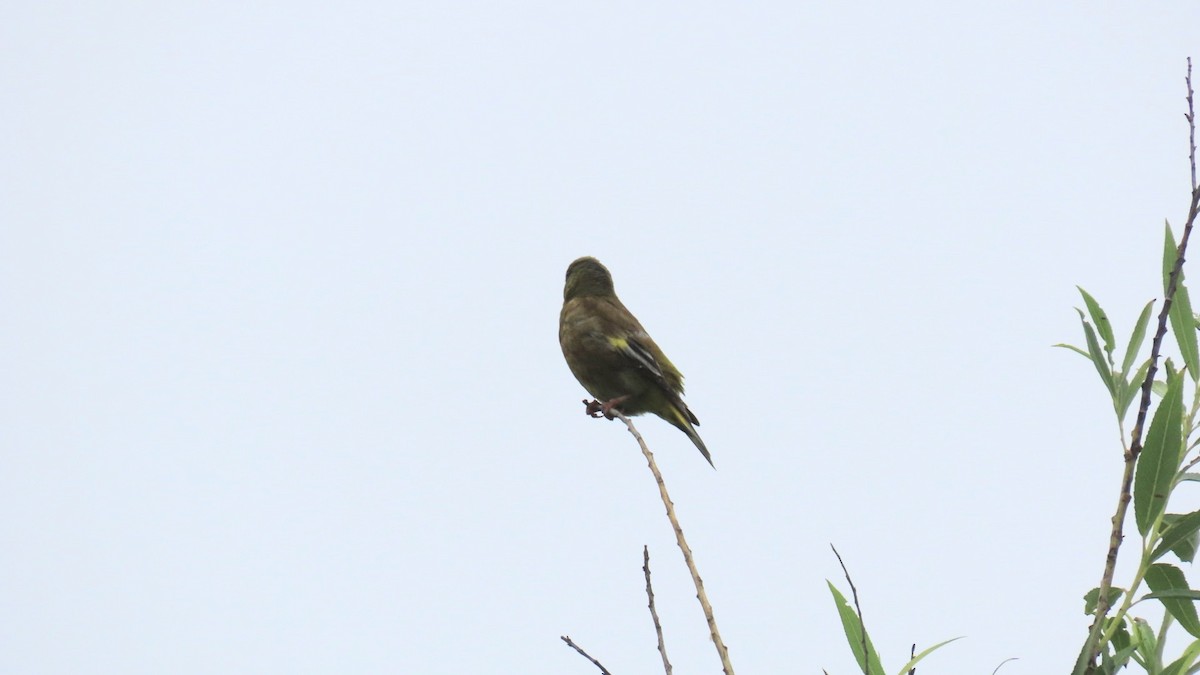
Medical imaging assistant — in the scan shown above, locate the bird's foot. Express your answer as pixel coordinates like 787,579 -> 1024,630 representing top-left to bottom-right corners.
599,396 -> 630,419
583,396 -> 630,420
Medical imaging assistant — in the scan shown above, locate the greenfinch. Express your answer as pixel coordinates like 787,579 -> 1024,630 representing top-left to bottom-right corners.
558,256 -> 713,467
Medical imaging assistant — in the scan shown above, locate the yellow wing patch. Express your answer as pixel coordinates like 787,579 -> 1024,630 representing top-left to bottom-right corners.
607,336 -> 629,349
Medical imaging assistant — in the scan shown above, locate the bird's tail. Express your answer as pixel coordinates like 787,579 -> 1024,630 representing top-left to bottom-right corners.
665,403 -> 714,468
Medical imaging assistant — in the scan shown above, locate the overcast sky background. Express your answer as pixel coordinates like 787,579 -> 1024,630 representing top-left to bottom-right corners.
4,2 -> 1200,673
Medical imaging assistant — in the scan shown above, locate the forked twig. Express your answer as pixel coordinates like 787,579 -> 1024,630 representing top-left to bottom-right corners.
606,408 -> 736,675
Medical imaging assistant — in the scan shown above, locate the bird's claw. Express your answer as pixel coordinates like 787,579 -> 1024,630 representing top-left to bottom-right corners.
583,397 -> 628,420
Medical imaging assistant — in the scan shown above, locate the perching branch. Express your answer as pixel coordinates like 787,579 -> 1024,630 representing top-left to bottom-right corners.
607,408 -> 736,675
1077,57 -> 1200,674
643,546 -> 673,675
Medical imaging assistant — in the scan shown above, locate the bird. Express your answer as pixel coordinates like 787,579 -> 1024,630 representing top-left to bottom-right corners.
558,256 -> 712,467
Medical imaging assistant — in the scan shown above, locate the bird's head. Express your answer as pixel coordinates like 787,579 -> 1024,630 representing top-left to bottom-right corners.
563,256 -> 615,300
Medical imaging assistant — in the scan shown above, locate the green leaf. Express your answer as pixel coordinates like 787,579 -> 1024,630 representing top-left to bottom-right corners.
1153,511 -> 1200,562
1112,380 -> 1130,421
1118,359 -> 1153,420
1110,644 -> 1139,672
1118,360 -> 1156,417
1054,343 -> 1093,360
1133,617 -> 1157,667
1099,638 -> 1123,672
1082,617 -> 1135,675
1164,224 -> 1200,381
1165,221 -> 1179,284
1153,380 -> 1169,397
1079,287 -> 1116,358
1173,534 -> 1198,563
828,581 -> 884,675
1160,637 -> 1200,675
1123,301 -> 1156,376
1109,617 -> 1132,652
893,637 -> 963,675
1172,284 -> 1200,382
1135,370 -> 1185,536
1078,309 -> 1116,396
1105,618 -> 1137,672
1179,472 -> 1200,483
1144,589 -> 1200,601
1144,563 -> 1200,638
1084,586 -> 1126,615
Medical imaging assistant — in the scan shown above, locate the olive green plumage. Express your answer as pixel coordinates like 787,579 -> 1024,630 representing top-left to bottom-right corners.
558,256 -> 712,467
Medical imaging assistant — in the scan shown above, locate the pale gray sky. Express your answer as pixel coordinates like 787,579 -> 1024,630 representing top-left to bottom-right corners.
3,2 -> 1200,673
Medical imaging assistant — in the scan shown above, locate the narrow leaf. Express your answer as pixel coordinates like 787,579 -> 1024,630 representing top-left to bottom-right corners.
1153,511 -> 1200,562
1133,617 -> 1157,667
1110,645 -> 1139,672
1118,359 -> 1153,420
1134,370 -> 1184,536
1172,533 -> 1198,563
1164,224 -> 1200,381
1144,564 -> 1200,638
1172,282 -> 1200,381
1112,380 -> 1129,421
828,581 -> 884,675
1162,656 -> 1187,675
1078,287 -> 1116,357
1078,309 -> 1116,396
1123,301 -> 1156,376
1160,637 -> 1200,675
1054,343 -> 1093,360
893,637 -> 963,675
1165,221 -> 1179,287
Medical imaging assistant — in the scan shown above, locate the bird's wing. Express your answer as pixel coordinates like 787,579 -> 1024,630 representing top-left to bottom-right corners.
606,332 -> 684,392
619,334 -> 665,379
592,296 -> 686,394
617,333 -> 698,424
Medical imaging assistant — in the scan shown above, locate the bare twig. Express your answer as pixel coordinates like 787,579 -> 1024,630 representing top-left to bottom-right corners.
908,643 -> 916,675
609,410 -> 735,675
1188,57 -> 1197,191
992,657 -> 1020,675
1077,58 -> 1200,674
643,546 -> 673,675
1186,58 -> 1200,227
560,635 -> 614,675
831,544 -> 871,675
